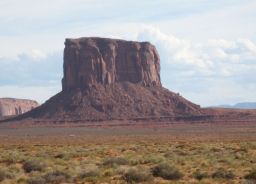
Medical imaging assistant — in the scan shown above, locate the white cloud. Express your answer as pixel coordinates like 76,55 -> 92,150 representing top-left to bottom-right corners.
137,26 -> 256,75
0,0 -> 255,106
0,49 -> 48,61
24,49 -> 47,61
155,0 -> 256,42
0,51 -> 62,86
137,26 -> 214,71
136,26 -> 256,106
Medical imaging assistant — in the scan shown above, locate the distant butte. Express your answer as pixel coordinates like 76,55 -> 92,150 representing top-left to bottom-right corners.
6,37 -> 256,123
0,98 -> 38,120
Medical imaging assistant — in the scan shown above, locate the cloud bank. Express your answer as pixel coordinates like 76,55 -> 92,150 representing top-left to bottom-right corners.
0,51 -> 62,103
0,0 -> 255,106
0,51 -> 62,86
137,26 -> 256,106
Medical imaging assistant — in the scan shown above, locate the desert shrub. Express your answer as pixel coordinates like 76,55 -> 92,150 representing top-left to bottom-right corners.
0,170 -> 6,182
3,151 -> 23,164
193,170 -> 208,180
43,171 -> 70,184
164,152 -> 174,158
23,160 -> 45,173
212,168 -> 235,179
103,157 -> 129,166
244,169 -> 256,180
79,170 -> 99,178
79,165 -> 100,178
115,165 -> 131,175
142,155 -> 165,164
27,177 -> 46,184
122,168 -> 151,183
54,151 -> 75,160
0,169 -> 13,181
103,168 -> 115,177
17,177 -> 27,183
130,158 -> 142,165
8,164 -> 21,173
242,180 -> 256,184
54,153 -> 67,159
151,163 -> 183,180
131,156 -> 166,166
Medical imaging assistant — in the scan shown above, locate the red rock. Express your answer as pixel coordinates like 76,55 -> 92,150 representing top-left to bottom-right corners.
4,38 -> 256,123
62,37 -> 161,91
10,38 -> 205,122
0,98 -> 38,119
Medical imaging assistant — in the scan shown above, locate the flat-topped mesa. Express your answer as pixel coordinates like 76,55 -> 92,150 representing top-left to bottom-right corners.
0,98 -> 38,119
62,37 -> 161,91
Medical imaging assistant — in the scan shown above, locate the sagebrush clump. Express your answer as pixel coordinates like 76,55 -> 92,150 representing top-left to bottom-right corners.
122,168 -> 151,183
244,169 -> 256,180
22,160 -> 45,173
43,171 -> 70,184
27,177 -> 46,184
212,168 -> 235,179
0,170 -> 7,182
193,169 -> 208,180
103,157 -> 129,166
78,165 -> 100,178
151,163 -> 183,180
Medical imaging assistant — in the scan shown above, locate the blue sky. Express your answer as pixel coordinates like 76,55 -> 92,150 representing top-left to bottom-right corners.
0,0 -> 256,106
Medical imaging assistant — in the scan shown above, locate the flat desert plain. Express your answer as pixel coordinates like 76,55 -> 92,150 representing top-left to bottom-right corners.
0,121 -> 256,184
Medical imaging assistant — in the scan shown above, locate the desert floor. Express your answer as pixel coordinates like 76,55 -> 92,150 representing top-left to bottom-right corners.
0,121 -> 256,183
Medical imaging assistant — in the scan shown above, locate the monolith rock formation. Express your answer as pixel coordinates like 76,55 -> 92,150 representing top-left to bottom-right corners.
0,98 -> 38,120
12,37 -> 205,122
62,38 -> 161,90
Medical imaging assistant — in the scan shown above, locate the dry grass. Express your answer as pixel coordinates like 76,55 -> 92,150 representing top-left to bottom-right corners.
0,121 -> 256,183
0,139 -> 255,183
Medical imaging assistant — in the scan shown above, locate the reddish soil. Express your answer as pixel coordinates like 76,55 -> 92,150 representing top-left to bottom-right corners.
1,120 -> 256,145
10,83 -> 205,122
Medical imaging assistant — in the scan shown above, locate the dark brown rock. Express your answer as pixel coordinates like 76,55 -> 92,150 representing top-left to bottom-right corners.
62,37 -> 161,91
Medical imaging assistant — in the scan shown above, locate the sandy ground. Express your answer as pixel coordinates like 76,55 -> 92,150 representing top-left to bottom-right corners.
0,120 -> 256,145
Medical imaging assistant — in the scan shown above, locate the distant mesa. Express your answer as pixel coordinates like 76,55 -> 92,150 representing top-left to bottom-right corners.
215,102 -> 256,109
0,98 -> 38,120
5,37 -> 256,123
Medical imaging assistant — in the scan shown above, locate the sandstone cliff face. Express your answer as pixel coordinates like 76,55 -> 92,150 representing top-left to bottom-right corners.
62,37 -> 161,91
0,98 -> 38,119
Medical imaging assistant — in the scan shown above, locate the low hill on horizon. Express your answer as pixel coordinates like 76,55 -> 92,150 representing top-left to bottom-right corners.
214,102 -> 256,109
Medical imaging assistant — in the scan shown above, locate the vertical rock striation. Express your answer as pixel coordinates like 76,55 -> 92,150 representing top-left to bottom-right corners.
62,37 -> 161,91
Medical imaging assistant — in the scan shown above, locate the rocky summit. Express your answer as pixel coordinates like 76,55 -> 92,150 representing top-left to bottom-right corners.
13,37 -> 204,122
